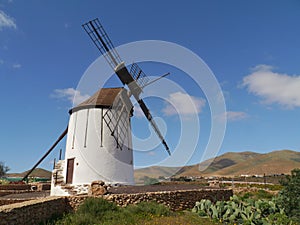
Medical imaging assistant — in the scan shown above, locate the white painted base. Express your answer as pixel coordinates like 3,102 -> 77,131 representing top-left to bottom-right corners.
50,185 -> 70,196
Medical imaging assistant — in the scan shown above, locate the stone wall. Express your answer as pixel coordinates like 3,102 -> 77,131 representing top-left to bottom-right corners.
0,185 -> 31,191
67,188 -> 233,211
106,189 -> 232,211
0,199 -> 32,207
0,188 -> 233,224
0,197 -> 67,225
67,195 -> 88,211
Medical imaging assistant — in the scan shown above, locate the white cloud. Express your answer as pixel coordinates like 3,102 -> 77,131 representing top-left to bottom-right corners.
226,111 -> 248,121
0,10 -> 16,30
250,64 -> 274,72
51,88 -> 90,106
242,64 -> 300,108
162,92 -> 206,116
147,151 -> 156,156
64,22 -> 70,29
12,63 -> 21,69
133,105 -> 144,118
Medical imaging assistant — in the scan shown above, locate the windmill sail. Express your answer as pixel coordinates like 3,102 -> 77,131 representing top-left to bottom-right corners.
130,63 -> 150,88
82,19 -> 121,69
83,18 -> 170,155
103,89 -> 133,150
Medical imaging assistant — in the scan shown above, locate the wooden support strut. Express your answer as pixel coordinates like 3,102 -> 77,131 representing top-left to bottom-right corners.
22,127 -> 68,181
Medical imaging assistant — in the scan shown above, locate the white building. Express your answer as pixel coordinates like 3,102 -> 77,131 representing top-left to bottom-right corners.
51,88 -> 134,196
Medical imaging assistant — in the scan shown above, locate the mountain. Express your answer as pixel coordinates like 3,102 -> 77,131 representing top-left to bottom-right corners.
7,168 -> 52,179
134,150 -> 300,182
6,150 -> 300,182
134,166 -> 181,182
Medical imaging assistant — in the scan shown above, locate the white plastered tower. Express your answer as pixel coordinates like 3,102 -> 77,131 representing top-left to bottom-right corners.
51,88 -> 134,196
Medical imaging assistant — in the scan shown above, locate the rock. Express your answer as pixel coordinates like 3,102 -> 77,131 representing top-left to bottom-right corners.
91,180 -> 105,186
89,180 -> 108,196
93,186 -> 107,196
209,180 -> 220,188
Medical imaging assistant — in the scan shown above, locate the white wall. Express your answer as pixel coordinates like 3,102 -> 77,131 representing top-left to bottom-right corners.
63,107 -> 134,185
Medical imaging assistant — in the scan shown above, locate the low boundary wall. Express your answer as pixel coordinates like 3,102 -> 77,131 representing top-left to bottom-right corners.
0,188 -> 233,225
0,199 -> 33,207
0,197 -> 67,225
67,188 -> 233,211
0,185 -> 31,191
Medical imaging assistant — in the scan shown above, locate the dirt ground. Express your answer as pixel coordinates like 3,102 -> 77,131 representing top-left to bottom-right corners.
0,183 -> 218,199
109,184 -> 217,194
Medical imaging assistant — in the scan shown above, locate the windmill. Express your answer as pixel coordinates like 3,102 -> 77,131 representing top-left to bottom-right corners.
49,19 -> 170,196
82,18 -> 170,155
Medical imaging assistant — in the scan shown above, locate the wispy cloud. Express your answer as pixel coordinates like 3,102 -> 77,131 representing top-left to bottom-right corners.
51,88 -> 90,106
163,92 -> 206,117
0,59 -> 4,65
0,10 -> 16,30
64,22 -> 72,29
226,111 -> 249,121
12,63 -> 21,69
217,111 -> 249,122
250,64 -> 274,72
242,64 -> 300,108
147,151 -> 156,156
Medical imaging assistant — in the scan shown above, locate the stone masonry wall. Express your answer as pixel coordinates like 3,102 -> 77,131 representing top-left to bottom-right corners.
67,189 -> 233,211
0,197 -> 67,225
107,189 -> 232,211
0,185 -> 31,191
0,189 -> 233,224
0,199 -> 32,207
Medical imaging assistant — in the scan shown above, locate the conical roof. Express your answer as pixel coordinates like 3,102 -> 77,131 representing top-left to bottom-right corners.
69,87 -> 123,114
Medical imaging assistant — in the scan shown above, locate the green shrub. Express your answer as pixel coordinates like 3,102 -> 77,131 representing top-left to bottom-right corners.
45,198 -> 171,225
266,212 -> 295,225
142,176 -> 160,185
225,182 -> 283,191
101,210 -> 135,225
238,189 -> 277,201
279,168 -> 300,222
55,213 -> 99,225
0,179 -> 9,185
255,189 -> 274,200
0,161 -> 9,177
76,197 -> 119,217
125,201 -> 171,217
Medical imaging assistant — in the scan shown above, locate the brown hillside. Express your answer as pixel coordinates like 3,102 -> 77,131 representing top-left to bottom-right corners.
134,166 -> 180,183
134,150 -> 300,180
215,150 -> 300,176
7,168 -> 51,179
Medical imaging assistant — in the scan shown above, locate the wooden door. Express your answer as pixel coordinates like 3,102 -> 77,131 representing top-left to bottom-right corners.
66,158 -> 75,184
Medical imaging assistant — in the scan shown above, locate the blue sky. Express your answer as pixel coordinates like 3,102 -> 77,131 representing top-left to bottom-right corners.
0,1 -> 300,173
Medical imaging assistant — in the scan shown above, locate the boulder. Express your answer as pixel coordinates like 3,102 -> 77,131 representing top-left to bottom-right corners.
89,180 -> 108,196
